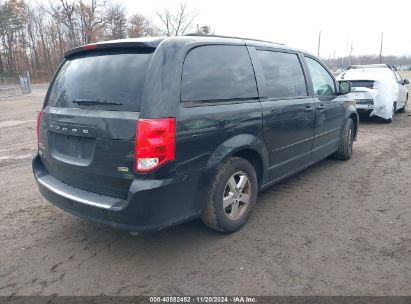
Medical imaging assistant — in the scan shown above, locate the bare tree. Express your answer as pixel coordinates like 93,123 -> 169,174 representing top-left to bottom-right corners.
0,0 -> 26,73
127,13 -> 145,38
128,14 -> 158,38
46,0 -> 79,48
155,2 -> 199,36
104,3 -> 127,40
34,9 -> 53,76
77,0 -> 106,44
0,0 -> 204,80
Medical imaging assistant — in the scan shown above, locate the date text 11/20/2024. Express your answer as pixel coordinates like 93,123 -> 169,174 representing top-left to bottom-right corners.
149,297 -> 257,303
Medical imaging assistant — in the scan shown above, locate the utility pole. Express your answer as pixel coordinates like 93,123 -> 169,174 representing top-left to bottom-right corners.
317,31 -> 321,58
379,32 -> 384,63
349,42 -> 354,66
342,36 -> 349,69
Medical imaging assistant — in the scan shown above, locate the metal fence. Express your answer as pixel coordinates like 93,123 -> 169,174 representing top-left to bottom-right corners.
0,76 -> 20,87
0,73 -> 31,97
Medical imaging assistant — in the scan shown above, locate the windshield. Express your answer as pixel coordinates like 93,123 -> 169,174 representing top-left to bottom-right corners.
46,49 -> 153,112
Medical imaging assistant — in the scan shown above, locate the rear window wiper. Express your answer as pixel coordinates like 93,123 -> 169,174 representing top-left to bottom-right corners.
72,99 -> 123,106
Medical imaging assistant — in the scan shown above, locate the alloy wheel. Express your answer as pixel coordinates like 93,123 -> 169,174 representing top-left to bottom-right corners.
223,171 -> 251,221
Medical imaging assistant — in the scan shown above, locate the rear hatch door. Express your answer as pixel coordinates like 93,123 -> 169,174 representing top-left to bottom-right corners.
39,47 -> 153,198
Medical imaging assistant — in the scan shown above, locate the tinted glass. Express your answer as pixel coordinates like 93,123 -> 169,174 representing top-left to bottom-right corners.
349,80 -> 374,88
305,57 -> 336,96
47,50 -> 153,111
256,51 -> 307,98
181,45 -> 258,102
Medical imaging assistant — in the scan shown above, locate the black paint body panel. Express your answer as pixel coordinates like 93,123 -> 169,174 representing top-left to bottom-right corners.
33,36 -> 358,231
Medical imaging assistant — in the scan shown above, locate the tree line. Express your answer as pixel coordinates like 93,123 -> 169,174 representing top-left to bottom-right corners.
0,0 -> 204,81
2,0 -> 409,81
321,55 -> 411,71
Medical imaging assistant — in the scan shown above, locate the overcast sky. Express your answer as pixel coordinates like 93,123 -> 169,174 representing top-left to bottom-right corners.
126,0 -> 411,57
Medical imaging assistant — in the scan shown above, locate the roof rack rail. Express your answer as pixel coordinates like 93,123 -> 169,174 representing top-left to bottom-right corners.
184,33 -> 285,45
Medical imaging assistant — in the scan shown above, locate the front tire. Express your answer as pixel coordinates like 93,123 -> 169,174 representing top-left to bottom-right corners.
333,118 -> 354,160
201,157 -> 258,233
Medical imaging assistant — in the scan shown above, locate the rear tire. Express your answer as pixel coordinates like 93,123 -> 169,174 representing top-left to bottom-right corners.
398,100 -> 407,113
333,118 -> 354,160
201,157 -> 258,233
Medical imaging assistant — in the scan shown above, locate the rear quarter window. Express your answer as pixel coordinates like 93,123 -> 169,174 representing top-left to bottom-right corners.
47,50 -> 153,112
181,45 -> 258,103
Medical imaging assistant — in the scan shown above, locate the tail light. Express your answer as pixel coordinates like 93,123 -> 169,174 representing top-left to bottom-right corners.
36,111 -> 42,144
135,118 -> 176,173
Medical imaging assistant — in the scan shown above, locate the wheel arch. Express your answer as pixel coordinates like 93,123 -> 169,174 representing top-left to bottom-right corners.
349,112 -> 359,140
206,134 -> 270,188
231,149 -> 264,187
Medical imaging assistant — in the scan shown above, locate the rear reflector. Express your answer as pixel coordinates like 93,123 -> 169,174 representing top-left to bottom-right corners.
36,111 -> 42,143
135,118 -> 176,173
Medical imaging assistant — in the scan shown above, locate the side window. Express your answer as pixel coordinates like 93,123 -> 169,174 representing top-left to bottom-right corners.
181,45 -> 258,102
305,57 -> 336,96
256,50 -> 308,98
394,71 -> 402,84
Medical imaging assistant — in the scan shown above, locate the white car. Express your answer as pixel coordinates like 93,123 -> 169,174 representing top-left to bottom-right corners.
337,64 -> 409,122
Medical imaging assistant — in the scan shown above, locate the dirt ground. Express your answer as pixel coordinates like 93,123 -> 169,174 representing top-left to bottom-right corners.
0,85 -> 410,296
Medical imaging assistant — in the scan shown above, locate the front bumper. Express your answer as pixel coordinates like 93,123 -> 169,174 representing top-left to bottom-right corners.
32,155 -> 205,231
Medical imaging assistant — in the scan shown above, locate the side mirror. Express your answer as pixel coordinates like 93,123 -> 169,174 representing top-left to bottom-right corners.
403,79 -> 409,85
338,80 -> 351,95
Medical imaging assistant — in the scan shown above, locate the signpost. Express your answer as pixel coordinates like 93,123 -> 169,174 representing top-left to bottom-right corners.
19,71 -> 31,94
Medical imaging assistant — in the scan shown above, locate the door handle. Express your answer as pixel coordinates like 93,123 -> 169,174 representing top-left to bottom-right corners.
304,106 -> 315,112
317,104 -> 326,111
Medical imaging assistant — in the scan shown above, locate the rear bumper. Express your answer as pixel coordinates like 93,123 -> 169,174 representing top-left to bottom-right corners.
356,104 -> 374,111
32,155 -> 206,231
355,99 -> 374,111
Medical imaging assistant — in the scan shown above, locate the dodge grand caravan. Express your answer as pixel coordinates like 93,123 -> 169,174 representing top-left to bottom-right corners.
33,35 -> 358,232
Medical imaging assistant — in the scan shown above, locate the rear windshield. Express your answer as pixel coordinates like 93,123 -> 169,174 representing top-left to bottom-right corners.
47,49 -> 153,112
350,80 -> 374,88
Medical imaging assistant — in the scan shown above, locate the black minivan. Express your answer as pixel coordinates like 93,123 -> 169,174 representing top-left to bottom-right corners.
33,35 -> 358,232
